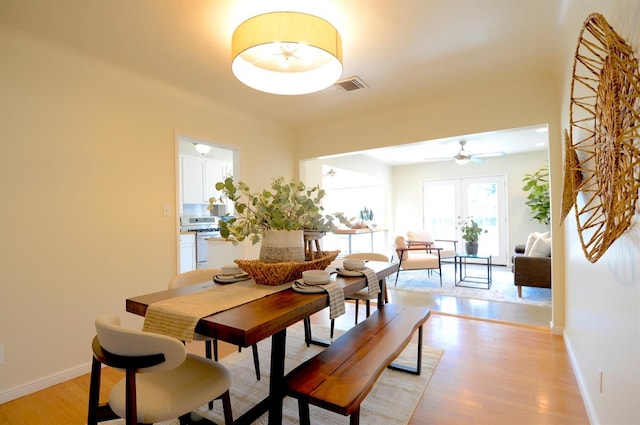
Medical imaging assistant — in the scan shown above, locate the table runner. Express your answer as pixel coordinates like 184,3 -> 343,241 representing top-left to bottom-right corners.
142,280 -> 291,341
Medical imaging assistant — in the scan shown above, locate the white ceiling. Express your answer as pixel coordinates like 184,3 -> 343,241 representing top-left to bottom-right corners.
1,0 -> 603,164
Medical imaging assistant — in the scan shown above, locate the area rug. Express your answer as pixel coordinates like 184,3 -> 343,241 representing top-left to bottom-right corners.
101,322 -> 443,425
390,264 -> 552,307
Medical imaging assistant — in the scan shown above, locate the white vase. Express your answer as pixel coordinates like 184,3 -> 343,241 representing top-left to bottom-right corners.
259,230 -> 305,263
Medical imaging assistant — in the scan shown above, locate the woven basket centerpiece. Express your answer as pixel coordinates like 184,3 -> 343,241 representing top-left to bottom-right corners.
235,250 -> 340,286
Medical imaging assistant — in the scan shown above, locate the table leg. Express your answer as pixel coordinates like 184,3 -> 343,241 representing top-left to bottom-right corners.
233,329 -> 287,425
268,329 -> 287,425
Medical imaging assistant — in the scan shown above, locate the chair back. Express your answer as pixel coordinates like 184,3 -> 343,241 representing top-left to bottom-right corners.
392,236 -> 409,260
344,252 -> 389,262
407,230 -> 433,243
169,268 -> 221,289
95,314 -> 186,373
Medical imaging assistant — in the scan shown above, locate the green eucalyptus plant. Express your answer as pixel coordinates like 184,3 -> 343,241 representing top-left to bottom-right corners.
522,165 -> 550,227
209,176 -> 347,244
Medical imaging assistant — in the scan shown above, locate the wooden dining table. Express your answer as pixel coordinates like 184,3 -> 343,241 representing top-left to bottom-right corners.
126,260 -> 399,425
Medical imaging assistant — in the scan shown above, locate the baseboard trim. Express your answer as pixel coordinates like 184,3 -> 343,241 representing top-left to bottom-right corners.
0,361 -> 92,404
563,331 -> 597,425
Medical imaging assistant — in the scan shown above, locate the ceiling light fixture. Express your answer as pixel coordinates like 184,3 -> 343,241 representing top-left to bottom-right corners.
231,12 -> 343,95
454,155 -> 470,165
194,143 -> 211,155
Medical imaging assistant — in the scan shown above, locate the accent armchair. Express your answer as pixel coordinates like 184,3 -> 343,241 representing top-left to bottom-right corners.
406,230 -> 458,261
392,235 -> 443,286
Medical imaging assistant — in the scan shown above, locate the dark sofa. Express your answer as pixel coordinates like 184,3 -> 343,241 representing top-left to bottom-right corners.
512,244 -> 551,297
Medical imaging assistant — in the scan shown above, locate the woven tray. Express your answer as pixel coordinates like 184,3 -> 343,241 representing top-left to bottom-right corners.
235,250 -> 340,286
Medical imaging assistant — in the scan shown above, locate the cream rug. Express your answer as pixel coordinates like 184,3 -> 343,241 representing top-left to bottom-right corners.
391,264 -> 552,307
101,322 -> 442,425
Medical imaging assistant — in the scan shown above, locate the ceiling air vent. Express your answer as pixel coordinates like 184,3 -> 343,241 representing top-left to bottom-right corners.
334,76 -> 368,92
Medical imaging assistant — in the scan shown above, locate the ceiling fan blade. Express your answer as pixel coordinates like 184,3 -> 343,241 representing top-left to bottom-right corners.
423,156 -> 454,163
473,151 -> 505,158
470,156 -> 484,163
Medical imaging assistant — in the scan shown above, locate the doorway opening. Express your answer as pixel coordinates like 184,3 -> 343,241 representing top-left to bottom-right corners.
176,135 -> 237,272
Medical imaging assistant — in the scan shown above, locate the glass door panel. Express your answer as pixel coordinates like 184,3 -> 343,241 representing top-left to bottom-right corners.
423,175 -> 508,265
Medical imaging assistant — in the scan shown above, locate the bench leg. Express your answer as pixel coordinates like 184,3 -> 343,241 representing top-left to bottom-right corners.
388,325 -> 423,375
297,399 -> 311,425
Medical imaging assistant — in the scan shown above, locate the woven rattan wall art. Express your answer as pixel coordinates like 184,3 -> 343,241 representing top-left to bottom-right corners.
568,12 -> 640,263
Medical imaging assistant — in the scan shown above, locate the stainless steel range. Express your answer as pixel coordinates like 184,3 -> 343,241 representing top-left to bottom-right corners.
179,216 -> 221,269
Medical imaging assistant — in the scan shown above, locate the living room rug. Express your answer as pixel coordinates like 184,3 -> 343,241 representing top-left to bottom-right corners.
101,322 -> 443,425
390,263 -> 552,307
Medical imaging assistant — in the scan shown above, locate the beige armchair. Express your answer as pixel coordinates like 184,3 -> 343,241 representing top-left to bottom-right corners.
392,235 -> 443,286
406,230 -> 458,261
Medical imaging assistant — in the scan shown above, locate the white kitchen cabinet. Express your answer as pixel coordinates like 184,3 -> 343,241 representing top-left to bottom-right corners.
179,233 -> 196,273
180,155 -> 225,204
204,160 -> 224,202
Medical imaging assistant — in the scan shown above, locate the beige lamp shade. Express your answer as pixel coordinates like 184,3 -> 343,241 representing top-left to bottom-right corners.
231,12 -> 343,95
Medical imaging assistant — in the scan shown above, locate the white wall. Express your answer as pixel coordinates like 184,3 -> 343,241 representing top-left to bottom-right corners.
559,2 -> 640,424
0,26 -> 296,400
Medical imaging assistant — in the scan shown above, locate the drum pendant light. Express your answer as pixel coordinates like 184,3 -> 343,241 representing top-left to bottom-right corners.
231,12 -> 343,95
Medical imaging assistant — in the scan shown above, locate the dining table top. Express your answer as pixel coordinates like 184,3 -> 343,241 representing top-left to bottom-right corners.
126,260 -> 399,348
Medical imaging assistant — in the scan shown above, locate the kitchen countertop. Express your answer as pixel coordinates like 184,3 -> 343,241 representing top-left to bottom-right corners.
206,236 -> 236,242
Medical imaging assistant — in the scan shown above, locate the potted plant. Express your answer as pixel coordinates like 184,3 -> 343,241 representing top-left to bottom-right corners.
457,216 -> 487,255
352,206 -> 374,229
210,176 -> 345,262
522,165 -> 550,227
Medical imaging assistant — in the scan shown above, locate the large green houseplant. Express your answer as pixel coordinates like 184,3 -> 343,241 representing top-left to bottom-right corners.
522,165 -> 550,227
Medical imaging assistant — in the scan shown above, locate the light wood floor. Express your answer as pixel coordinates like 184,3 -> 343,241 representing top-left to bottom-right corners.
0,300 -> 588,425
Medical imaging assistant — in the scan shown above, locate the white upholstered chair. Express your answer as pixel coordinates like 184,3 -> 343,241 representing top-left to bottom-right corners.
330,252 -> 390,338
87,314 -> 233,425
406,230 -> 458,261
392,235 -> 443,286
169,269 -> 261,384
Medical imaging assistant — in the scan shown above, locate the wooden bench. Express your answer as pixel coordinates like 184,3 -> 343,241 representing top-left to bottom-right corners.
284,304 -> 431,425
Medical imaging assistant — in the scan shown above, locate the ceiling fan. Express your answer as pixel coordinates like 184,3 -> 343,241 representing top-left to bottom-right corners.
424,140 -> 505,164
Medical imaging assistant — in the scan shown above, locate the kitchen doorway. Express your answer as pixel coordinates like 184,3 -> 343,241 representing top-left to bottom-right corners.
176,134 -> 238,271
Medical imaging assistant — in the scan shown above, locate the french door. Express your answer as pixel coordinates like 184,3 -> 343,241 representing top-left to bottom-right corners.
422,175 -> 508,265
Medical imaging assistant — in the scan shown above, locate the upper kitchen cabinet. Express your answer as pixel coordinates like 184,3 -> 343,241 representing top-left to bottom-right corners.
180,155 -> 225,204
